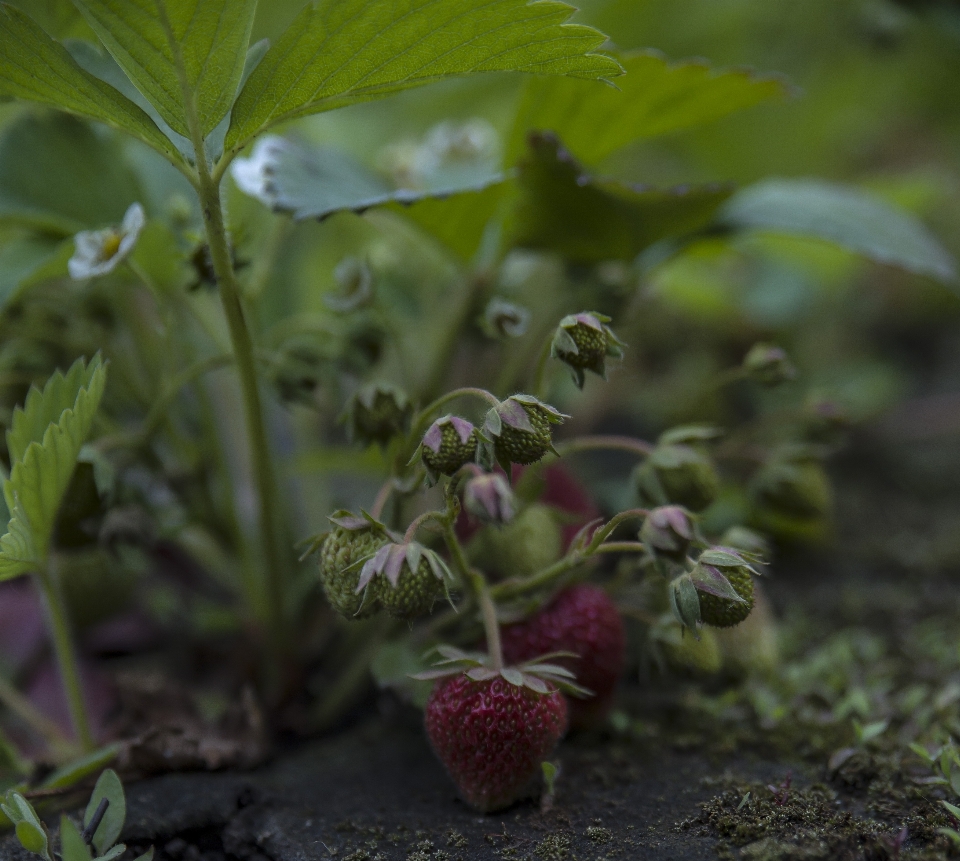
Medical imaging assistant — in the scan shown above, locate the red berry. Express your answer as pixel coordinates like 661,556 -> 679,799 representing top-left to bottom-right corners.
500,584 -> 625,728
424,674 -> 567,812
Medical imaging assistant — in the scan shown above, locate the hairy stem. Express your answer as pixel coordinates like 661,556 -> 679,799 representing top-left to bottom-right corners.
179,59 -> 287,653
555,435 -> 654,458
36,565 -> 93,751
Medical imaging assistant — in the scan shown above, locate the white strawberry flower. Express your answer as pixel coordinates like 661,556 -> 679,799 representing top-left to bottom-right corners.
68,202 -> 145,280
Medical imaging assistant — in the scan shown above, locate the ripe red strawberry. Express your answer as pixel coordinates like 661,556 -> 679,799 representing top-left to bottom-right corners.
425,673 -> 567,812
500,584 -> 625,728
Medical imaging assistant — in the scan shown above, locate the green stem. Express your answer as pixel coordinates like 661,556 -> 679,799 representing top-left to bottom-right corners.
491,509 -> 650,601
36,565 -> 93,751
414,387 -> 501,429
554,435 -> 654,458
532,335 -> 553,401
439,513 -> 502,669
491,553 -> 582,601
477,581 -> 503,670
180,61 -> 287,651
403,510 -> 445,543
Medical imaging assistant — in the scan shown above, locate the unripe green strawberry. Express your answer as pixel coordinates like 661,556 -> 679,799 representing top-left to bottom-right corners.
318,513 -> 389,619
420,415 -> 478,481
662,624 -> 722,676
715,581 -> 779,676
341,382 -> 412,448
751,456 -> 831,520
697,565 -> 754,628
550,311 -> 624,388
357,541 -> 453,620
484,395 -> 566,468
635,444 -> 719,513
468,503 -> 562,580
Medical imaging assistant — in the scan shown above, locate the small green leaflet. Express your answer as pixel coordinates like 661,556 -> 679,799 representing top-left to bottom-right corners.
506,51 -> 791,166
73,0 -> 258,139
84,769 -> 126,856
510,133 -> 733,263
0,356 -> 107,580
719,179 -> 958,285
0,4 -> 181,165
225,0 -> 623,154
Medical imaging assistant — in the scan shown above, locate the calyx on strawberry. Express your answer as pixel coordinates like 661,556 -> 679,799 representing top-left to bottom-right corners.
316,511 -> 391,620
341,381 -> 412,448
484,395 -> 567,469
356,539 -> 454,620
417,646 -> 581,812
500,584 -> 626,728
417,415 -> 479,483
550,311 -> 625,389
690,547 -> 762,628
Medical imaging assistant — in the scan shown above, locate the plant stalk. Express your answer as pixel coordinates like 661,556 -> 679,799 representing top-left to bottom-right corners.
36,565 -> 93,751
184,106 -> 287,654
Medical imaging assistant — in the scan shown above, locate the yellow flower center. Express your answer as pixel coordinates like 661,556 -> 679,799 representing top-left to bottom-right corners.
100,232 -> 123,261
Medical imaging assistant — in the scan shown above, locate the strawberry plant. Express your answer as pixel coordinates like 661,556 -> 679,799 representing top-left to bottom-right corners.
0,0 -> 956,827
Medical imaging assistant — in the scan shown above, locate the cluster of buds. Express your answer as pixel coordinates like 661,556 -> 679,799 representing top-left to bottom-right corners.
638,506 -> 763,633
313,511 -> 453,621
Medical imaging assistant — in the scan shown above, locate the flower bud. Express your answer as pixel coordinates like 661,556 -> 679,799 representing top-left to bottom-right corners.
326,257 -> 374,312
640,505 -> 696,561
481,298 -> 530,339
463,471 -> 516,525
742,343 -> 796,386
420,415 -> 479,482
550,311 -> 625,389
484,395 -> 567,468
341,382 -> 413,448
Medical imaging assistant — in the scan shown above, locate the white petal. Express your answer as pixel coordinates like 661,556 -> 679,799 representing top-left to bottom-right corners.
230,136 -> 286,206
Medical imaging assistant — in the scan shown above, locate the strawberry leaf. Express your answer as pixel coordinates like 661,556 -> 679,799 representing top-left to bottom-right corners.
225,0 -> 622,155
